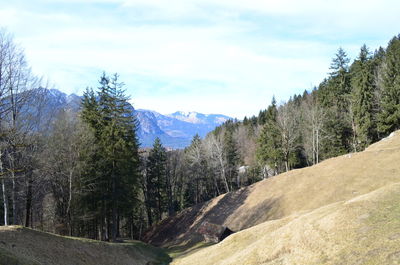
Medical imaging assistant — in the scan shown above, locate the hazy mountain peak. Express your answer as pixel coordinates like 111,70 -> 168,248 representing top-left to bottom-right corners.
168,110 -> 230,125
137,109 -> 232,148
169,111 -> 203,124
39,89 -> 232,149
172,110 -> 196,116
48,88 -> 67,97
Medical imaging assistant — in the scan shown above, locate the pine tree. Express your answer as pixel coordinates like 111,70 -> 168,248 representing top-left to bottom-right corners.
377,36 -> 400,136
328,47 -> 352,109
185,134 -> 207,204
351,45 -> 376,150
223,129 -> 239,189
319,48 -> 353,157
80,72 -> 139,241
256,97 -> 283,176
146,137 -> 167,223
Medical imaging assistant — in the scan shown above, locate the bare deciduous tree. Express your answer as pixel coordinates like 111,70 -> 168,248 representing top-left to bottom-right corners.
277,101 -> 300,172
301,92 -> 326,165
0,29 -> 42,226
204,134 -> 227,194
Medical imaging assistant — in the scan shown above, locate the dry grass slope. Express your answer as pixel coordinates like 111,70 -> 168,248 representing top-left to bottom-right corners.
173,182 -> 400,264
0,226 -> 171,265
145,131 -> 400,250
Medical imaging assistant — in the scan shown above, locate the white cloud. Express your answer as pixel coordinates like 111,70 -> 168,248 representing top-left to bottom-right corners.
1,0 -> 399,118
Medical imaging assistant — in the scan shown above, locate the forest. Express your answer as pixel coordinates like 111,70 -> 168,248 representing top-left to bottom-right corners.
1,28 -> 400,242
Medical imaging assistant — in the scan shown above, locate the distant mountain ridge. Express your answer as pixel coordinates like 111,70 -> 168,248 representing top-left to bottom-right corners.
40,89 -> 231,149
136,109 -> 231,148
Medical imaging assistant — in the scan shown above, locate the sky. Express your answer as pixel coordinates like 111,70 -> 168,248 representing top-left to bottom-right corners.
0,0 -> 399,119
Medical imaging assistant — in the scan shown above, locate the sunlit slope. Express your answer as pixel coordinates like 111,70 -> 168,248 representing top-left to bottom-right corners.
173,182 -> 400,265
144,131 -> 400,247
0,226 -> 171,265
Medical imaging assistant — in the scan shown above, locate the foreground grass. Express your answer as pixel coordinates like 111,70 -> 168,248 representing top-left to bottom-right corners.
0,226 -> 171,265
166,241 -> 214,259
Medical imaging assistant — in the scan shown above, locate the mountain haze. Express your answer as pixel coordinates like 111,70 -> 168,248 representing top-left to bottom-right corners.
40,89 -> 231,148
137,109 -> 231,148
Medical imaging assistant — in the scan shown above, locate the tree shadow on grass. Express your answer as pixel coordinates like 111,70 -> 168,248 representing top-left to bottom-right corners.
143,185 -> 281,250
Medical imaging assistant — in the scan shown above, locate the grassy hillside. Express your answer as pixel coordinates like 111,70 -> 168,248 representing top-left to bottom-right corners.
0,226 -> 171,265
144,131 -> 400,250
173,182 -> 400,264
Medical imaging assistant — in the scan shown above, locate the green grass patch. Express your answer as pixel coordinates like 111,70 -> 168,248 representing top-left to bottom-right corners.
166,241 -> 215,259
0,247 -> 40,265
0,226 -> 172,265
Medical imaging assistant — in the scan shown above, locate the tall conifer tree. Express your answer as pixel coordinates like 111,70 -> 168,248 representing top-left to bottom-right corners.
351,45 -> 376,150
377,36 -> 400,136
80,73 -> 139,241
145,137 -> 167,223
319,48 -> 353,157
223,129 -> 239,189
256,97 -> 282,175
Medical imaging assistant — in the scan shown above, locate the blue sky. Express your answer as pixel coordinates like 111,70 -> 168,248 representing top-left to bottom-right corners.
1,0 -> 399,118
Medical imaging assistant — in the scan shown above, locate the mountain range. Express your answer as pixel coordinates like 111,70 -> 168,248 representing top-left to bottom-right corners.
41,89 -> 231,148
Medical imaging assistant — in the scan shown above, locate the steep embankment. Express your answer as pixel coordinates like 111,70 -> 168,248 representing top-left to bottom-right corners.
144,131 -> 400,249
0,226 -> 171,265
174,182 -> 400,264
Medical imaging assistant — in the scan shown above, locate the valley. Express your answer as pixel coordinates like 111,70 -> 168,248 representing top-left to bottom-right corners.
1,4 -> 400,264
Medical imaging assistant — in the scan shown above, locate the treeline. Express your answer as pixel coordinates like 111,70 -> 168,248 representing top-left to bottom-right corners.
254,37 -> 399,173
1,27 -> 400,242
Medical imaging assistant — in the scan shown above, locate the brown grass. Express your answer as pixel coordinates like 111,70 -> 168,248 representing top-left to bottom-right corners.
172,182 -> 400,264
0,226 -> 171,265
144,131 -> 400,251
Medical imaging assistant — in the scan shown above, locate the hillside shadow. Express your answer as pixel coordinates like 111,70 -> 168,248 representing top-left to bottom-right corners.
197,189 -> 281,231
143,186 -> 281,249
230,197 -> 282,230
198,187 -> 251,225
142,202 -> 208,247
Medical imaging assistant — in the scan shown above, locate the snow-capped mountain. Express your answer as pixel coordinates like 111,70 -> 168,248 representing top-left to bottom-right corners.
36,89 -> 232,149
168,111 -> 230,125
136,109 -> 231,148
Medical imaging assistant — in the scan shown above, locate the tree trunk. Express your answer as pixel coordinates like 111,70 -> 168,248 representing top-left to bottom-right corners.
100,201 -> 106,241
25,172 -> 33,227
67,170 -> 73,235
11,170 -> 16,225
1,178 -> 8,226
10,74 -> 18,225
221,166 -> 229,193
111,125 -> 117,242
312,126 -> 316,165
316,129 -> 320,164
284,149 -> 290,172
213,174 -> 220,197
157,192 -> 162,221
146,205 -> 153,226
0,153 -> 8,226
352,119 -> 357,152
142,173 -> 153,226
111,164 -> 117,242
262,165 -> 267,179
166,172 -> 174,216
